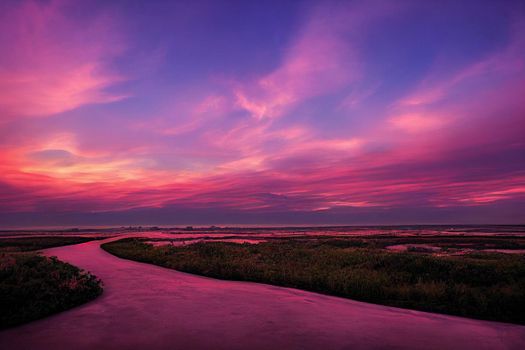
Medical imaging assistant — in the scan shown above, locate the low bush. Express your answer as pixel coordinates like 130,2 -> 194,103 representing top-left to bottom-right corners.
0,253 -> 102,329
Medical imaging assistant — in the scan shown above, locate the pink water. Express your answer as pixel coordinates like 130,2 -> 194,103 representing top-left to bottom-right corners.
385,244 -> 442,252
145,238 -> 266,246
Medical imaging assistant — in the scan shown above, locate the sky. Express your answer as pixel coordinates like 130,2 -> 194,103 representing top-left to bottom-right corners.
0,0 -> 524,227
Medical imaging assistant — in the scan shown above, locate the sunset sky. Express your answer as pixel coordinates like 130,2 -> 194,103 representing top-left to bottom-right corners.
1,0 -> 524,227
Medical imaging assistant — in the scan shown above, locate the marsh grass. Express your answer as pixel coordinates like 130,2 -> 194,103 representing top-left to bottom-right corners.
103,238 -> 525,324
0,237 -> 103,329
0,236 -> 106,253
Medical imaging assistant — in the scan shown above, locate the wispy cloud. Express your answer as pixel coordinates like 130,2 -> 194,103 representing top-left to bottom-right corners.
0,1 -> 128,119
233,1 -> 398,120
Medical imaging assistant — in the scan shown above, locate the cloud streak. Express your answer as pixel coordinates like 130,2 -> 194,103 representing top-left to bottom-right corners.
0,0 -> 127,119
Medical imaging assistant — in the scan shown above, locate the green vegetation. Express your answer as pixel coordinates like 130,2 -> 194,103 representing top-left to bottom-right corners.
103,238 -> 525,324
358,235 -> 525,250
0,237 -> 103,329
0,236 -> 106,253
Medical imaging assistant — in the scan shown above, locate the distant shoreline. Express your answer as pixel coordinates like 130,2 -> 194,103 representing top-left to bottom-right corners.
1,223 -> 525,230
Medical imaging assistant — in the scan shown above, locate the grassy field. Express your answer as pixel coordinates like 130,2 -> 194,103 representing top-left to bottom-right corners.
0,237 -> 103,329
102,237 -> 525,324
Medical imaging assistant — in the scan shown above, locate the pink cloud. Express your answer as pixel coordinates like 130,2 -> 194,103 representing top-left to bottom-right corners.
399,19 -> 525,107
233,2 -> 399,120
389,113 -> 447,134
0,0 -> 127,119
